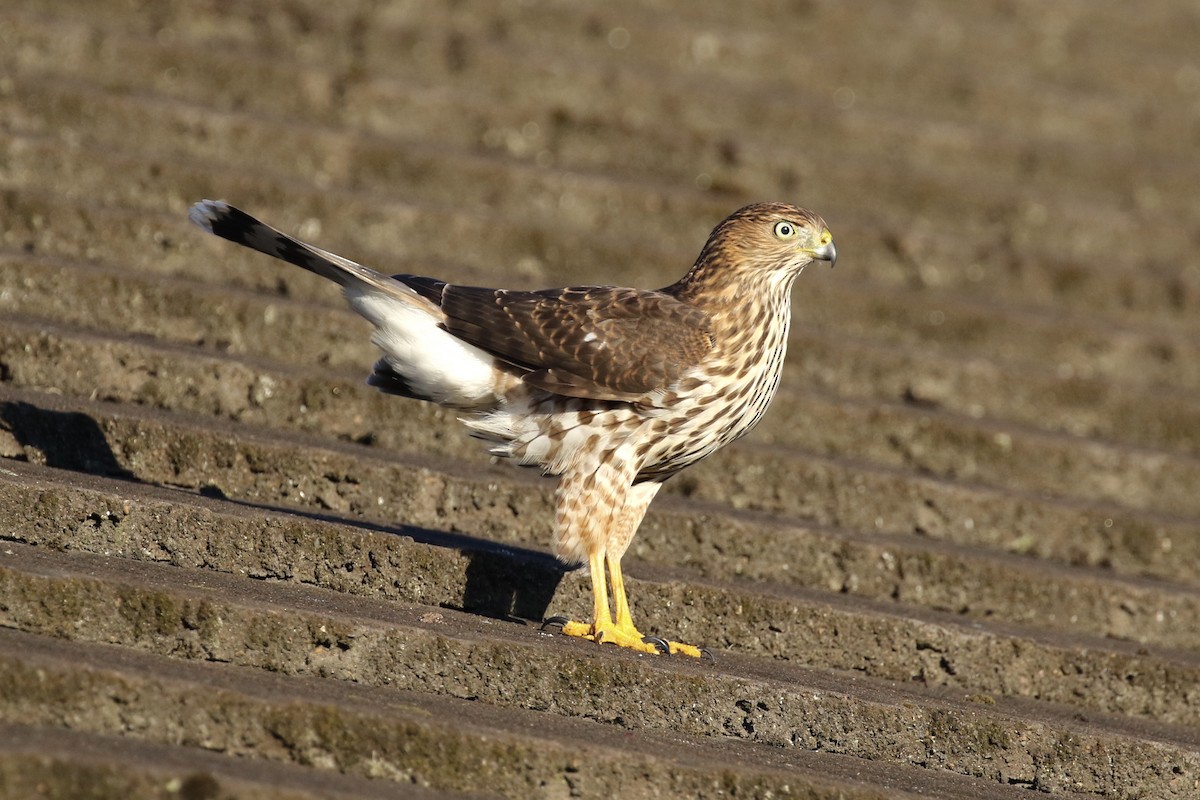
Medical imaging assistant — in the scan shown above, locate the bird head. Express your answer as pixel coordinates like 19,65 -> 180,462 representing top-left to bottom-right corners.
722,202 -> 835,270
677,203 -> 836,300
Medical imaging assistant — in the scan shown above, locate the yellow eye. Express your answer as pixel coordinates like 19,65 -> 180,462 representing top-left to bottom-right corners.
773,221 -> 797,239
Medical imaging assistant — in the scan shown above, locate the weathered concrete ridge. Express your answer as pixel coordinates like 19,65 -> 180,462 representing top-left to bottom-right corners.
2,0 -> 1199,797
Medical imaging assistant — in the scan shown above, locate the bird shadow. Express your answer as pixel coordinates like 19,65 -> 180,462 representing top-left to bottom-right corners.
212,488 -> 568,625
0,398 -> 566,624
0,400 -> 137,480
228,491 -> 567,624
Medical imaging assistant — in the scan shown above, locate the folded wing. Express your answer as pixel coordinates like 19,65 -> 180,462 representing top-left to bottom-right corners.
401,279 -> 714,404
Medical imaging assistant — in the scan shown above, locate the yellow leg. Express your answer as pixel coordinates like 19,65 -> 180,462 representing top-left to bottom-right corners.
551,552 -> 708,658
608,554 -> 639,636
560,551 -> 612,636
559,551 -> 661,654
544,472 -> 710,658
608,555 -> 706,658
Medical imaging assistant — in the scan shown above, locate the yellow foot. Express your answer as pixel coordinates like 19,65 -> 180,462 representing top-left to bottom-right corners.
664,640 -> 709,659
541,617 -> 712,659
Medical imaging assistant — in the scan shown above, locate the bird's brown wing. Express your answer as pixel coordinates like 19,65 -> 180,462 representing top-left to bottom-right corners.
398,277 -> 713,403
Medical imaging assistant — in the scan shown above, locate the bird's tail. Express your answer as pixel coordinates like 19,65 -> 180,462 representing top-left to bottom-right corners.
189,200 -> 506,409
188,200 -> 431,305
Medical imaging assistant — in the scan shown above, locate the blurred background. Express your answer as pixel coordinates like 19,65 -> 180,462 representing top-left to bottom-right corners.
2,2 -> 1199,797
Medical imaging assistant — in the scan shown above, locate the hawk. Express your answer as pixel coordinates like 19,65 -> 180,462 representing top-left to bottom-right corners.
189,199 -> 836,658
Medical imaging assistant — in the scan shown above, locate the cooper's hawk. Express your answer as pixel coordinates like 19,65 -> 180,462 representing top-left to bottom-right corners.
189,200 -> 835,658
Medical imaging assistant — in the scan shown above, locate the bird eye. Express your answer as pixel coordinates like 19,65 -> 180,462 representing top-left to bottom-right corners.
773,221 -> 797,239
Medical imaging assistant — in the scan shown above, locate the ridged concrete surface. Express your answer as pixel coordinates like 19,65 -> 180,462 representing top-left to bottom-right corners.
2,2 -> 1199,797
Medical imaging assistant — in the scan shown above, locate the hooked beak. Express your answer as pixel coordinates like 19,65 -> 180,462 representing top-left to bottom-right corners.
811,239 -> 837,268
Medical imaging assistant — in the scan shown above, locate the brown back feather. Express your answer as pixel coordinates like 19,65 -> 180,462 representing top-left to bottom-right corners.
397,279 -> 713,403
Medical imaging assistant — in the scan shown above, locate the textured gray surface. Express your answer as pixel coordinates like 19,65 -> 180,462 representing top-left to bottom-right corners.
1,1 -> 1199,797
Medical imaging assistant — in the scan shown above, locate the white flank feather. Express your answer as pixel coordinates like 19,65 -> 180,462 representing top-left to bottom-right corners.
347,288 -> 499,408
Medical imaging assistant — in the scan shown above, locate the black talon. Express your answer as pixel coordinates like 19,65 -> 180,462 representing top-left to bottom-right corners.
541,615 -> 570,632
642,636 -> 671,655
